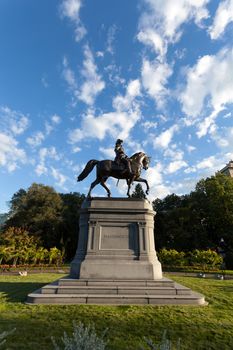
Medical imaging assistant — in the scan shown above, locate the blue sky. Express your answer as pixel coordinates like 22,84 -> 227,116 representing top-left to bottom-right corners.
0,0 -> 233,212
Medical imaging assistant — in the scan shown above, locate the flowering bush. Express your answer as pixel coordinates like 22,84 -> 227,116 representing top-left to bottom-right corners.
0,227 -> 64,267
158,248 -> 223,270
188,249 -> 223,269
157,249 -> 187,267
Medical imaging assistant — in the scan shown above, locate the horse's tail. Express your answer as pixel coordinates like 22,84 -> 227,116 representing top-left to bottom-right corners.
77,160 -> 98,181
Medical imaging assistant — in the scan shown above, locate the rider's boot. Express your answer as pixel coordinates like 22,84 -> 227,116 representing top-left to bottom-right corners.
126,161 -> 134,177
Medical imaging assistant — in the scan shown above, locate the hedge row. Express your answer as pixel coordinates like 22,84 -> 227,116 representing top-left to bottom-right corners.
157,248 -> 223,270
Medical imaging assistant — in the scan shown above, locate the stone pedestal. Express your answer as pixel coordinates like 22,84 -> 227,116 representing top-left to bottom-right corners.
27,198 -> 206,305
70,198 -> 162,280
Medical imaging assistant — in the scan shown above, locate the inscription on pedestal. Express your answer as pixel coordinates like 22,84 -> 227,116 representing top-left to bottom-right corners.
99,225 -> 136,250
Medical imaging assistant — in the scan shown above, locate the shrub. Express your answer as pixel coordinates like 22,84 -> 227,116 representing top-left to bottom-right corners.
157,249 -> 187,267
158,248 -> 223,271
52,322 -> 107,350
0,227 -> 64,267
48,247 -> 64,266
188,249 -> 223,270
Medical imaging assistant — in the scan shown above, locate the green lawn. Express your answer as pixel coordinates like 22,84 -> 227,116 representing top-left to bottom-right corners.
0,273 -> 233,349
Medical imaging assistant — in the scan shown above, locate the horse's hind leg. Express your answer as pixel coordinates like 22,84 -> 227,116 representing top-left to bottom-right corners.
87,178 -> 101,198
100,178 -> 111,197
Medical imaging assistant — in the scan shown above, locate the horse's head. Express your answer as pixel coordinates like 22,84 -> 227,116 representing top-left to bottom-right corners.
142,154 -> 151,170
130,152 -> 151,172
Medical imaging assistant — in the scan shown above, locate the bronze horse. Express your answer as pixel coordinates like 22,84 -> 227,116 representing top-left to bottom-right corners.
77,152 -> 150,197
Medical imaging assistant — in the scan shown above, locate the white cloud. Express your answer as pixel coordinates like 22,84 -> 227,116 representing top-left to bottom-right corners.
184,152 -> 233,179
51,167 -> 67,189
146,163 -> 163,186
164,147 -> 184,160
51,114 -> 61,124
141,59 -> 172,107
138,0 -> 209,58
113,79 -> 141,111
62,56 -> 78,90
0,106 -> 29,136
99,147 -> 115,159
27,131 -> 45,147
209,0 -> 233,39
211,126 -> 233,150
196,107 -> 224,138
0,132 -> 26,172
60,0 -> 86,42
137,29 -> 166,60
137,0 -> 209,109
69,110 -> 140,143
78,45 -> 105,105
105,64 -> 125,86
45,114 -> 62,136
72,146 -> 81,153
167,160 -> 188,173
41,75 -> 49,88
96,51 -> 104,58
153,125 -> 179,149
40,147 -> 60,162
180,47 -> 233,136
196,155 -> 223,171
35,163 -> 47,176
106,24 -> 118,55
27,114 -> 61,148
69,79 -> 141,143
186,145 -> 196,153
145,162 -> 171,199
11,116 -> 28,135
142,121 -> 158,130
35,147 -> 60,176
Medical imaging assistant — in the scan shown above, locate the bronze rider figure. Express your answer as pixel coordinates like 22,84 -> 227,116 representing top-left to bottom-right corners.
114,139 -> 133,176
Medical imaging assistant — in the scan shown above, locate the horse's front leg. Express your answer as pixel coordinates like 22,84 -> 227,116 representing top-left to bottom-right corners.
127,177 -> 135,197
135,177 -> 150,195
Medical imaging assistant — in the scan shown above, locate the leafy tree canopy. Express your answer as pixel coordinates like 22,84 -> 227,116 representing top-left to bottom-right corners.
154,173 -> 233,253
5,183 -> 63,248
4,184 -> 85,259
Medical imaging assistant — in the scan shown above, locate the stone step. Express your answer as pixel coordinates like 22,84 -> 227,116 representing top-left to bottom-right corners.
58,277 -> 175,288
27,291 -> 206,305
26,276 -> 206,306
41,284 -> 190,296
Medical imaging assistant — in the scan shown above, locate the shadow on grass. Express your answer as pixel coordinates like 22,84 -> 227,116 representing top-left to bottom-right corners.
0,282 -> 45,303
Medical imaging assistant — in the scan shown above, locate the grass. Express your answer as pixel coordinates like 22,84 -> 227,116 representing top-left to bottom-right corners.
0,273 -> 233,349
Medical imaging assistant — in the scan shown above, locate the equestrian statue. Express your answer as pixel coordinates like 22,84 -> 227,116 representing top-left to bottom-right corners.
77,139 -> 150,198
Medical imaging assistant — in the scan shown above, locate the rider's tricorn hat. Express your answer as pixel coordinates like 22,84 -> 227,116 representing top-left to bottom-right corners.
116,139 -> 123,144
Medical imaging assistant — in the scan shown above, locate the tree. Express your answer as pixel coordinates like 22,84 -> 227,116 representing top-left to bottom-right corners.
153,174 -> 233,255
5,183 -> 63,249
153,193 -> 211,251
192,173 -> 233,250
59,192 -> 85,260
0,214 -> 8,231
131,184 -> 146,199
4,185 -> 86,260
